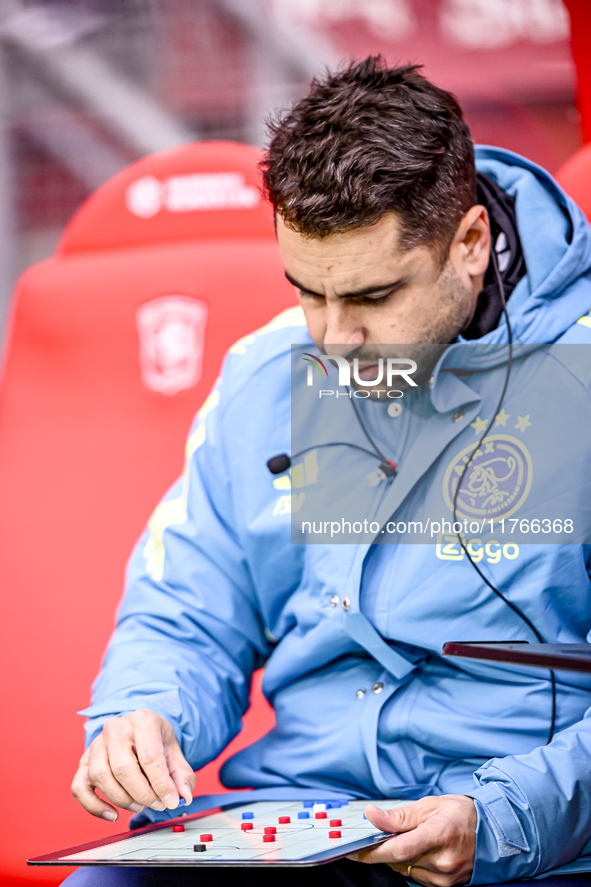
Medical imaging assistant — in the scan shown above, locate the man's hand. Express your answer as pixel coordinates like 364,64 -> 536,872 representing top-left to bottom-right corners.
349,795 -> 477,887
71,710 -> 195,822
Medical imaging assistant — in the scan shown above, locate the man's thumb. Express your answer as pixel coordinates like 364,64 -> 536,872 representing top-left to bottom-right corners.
364,802 -> 424,834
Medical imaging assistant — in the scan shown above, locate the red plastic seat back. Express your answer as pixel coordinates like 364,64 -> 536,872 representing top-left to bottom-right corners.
555,142 -> 591,221
0,142 -> 293,886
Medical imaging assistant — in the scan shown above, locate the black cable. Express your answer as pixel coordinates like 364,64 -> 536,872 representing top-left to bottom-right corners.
269,396 -> 397,477
267,440 -> 397,477
337,253 -> 556,743
452,248 -> 556,744
285,292 -> 558,743
292,441 -> 390,463
349,392 -> 394,467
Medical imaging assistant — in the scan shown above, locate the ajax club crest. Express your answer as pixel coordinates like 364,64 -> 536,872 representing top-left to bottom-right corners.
443,434 -> 532,520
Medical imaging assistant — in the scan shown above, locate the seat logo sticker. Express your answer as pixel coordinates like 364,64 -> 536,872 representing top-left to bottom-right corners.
136,295 -> 208,396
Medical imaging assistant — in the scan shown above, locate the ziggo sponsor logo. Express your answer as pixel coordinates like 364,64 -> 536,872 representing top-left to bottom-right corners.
436,534 -> 519,563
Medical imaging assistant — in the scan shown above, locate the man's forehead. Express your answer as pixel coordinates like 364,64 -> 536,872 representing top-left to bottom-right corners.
275,212 -> 420,288
276,211 -> 404,254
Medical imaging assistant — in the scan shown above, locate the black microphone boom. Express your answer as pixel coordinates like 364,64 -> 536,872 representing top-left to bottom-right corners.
267,446 -> 397,478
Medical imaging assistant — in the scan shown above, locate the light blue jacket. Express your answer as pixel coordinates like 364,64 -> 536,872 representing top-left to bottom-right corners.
81,147 -> 591,883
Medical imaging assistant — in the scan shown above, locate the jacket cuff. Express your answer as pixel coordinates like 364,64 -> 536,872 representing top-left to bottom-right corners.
467,781 -> 535,884
78,689 -> 184,749
82,713 -> 134,748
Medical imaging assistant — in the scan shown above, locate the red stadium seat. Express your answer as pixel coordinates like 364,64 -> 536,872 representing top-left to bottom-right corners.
0,141 -> 294,886
555,142 -> 591,222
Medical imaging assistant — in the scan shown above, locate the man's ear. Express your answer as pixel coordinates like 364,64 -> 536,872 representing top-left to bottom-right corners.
450,205 -> 491,287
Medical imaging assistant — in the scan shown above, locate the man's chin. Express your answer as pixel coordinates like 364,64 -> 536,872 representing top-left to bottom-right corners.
348,346 -> 447,397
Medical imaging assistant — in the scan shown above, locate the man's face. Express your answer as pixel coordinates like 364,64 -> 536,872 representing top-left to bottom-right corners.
277,209 -> 490,390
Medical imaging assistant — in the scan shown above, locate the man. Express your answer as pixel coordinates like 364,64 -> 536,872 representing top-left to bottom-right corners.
67,58 -> 591,887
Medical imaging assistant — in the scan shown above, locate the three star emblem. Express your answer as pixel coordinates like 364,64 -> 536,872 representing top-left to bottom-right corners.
469,411 -> 532,434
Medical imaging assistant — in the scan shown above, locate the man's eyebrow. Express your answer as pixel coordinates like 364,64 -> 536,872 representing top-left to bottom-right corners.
284,271 -> 402,299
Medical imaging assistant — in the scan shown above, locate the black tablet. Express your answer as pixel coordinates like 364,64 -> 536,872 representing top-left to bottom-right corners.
443,641 -> 591,672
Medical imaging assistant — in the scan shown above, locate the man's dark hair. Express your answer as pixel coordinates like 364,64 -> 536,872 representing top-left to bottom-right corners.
261,57 -> 476,256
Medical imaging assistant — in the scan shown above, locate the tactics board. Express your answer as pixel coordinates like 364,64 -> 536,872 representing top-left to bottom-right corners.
29,798 -> 410,867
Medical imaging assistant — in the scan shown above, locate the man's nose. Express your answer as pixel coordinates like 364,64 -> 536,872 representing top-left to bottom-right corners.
323,305 -> 364,347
